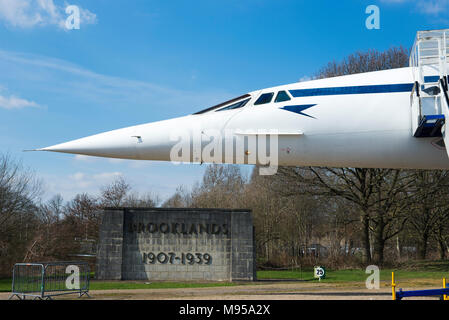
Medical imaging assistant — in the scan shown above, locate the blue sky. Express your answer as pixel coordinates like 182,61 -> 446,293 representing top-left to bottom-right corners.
0,0 -> 448,202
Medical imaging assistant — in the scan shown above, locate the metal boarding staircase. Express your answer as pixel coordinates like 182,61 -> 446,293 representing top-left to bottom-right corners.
410,29 -> 449,158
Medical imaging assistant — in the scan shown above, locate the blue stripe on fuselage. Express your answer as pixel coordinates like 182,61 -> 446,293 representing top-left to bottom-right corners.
281,104 -> 317,118
424,76 -> 440,83
289,83 -> 414,98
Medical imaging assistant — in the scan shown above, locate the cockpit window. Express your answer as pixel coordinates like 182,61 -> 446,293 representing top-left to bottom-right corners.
275,91 -> 291,103
216,98 -> 250,112
193,94 -> 251,115
254,93 -> 274,105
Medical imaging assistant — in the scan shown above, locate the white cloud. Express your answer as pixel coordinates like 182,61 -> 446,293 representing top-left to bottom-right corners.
39,163 -> 209,203
416,0 -> 449,16
380,0 -> 449,18
73,155 -> 150,167
0,49 -> 233,117
73,154 -> 99,162
380,0 -> 408,3
70,171 -> 85,181
0,0 -> 97,29
128,161 -> 154,169
92,172 -> 122,180
67,171 -> 123,189
78,5 -> 96,25
37,171 -> 124,199
0,93 -> 40,109
0,50 -> 234,202
108,158 -> 126,164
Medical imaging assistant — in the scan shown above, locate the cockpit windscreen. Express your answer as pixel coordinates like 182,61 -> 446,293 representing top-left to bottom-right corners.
193,94 -> 251,115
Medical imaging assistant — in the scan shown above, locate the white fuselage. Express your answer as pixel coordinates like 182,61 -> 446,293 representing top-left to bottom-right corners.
40,67 -> 449,170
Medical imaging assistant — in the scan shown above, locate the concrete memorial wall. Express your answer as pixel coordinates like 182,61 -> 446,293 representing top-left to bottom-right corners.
96,208 -> 256,281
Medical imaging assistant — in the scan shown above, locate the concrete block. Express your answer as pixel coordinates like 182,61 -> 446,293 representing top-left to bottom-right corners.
96,208 -> 255,281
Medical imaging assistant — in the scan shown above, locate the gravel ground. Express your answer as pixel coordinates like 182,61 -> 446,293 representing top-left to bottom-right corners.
0,281 -> 440,300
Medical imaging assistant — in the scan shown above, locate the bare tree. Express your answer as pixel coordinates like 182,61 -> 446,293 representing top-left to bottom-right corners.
123,191 -> 161,208
407,170 -> 449,259
0,154 -> 42,233
0,154 -> 42,274
162,186 -> 192,208
190,164 -> 247,208
99,176 -> 131,208
64,193 -> 100,240
273,46 -> 411,265
314,47 -> 409,79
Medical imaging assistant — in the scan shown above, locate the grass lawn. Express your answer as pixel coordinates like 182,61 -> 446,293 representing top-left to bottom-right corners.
258,261 -> 449,287
89,281 -> 239,291
0,278 -> 239,292
0,279 -> 10,293
1,260 -> 448,292
257,268 -> 449,283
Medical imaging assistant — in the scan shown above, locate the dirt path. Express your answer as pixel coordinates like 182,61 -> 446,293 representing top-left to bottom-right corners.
1,281 -> 440,300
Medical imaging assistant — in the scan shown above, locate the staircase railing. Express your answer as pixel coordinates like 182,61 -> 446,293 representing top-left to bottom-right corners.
440,77 -> 449,113
439,77 -> 449,156
441,77 -> 449,98
410,29 -> 449,84
410,81 -> 422,135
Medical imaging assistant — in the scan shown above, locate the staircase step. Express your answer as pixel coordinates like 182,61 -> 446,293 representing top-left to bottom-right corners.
414,114 -> 445,138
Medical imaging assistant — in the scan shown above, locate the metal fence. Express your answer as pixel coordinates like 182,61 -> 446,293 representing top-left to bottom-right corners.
9,261 -> 90,300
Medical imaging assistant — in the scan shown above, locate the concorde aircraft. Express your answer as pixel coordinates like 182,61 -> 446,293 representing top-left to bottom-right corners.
35,29 -> 449,170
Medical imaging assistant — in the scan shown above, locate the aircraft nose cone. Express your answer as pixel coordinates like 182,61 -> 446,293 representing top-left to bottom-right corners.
36,115 -> 204,162
40,126 -> 139,159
